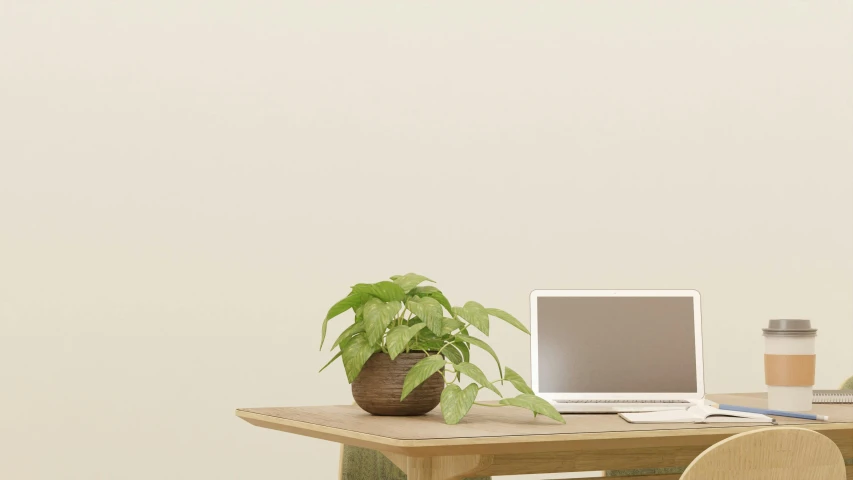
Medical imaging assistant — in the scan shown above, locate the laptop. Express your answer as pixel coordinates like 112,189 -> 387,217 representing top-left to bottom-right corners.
530,289 -> 705,413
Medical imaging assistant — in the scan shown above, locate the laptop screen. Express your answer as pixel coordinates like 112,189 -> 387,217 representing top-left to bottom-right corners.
536,296 -> 698,393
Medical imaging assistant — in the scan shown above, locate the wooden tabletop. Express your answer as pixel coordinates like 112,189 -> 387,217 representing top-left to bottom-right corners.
237,393 -> 853,458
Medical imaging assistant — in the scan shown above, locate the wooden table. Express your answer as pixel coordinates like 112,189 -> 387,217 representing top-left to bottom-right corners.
236,393 -> 853,480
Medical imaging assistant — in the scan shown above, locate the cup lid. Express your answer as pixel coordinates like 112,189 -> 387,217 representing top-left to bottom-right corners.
762,319 -> 817,337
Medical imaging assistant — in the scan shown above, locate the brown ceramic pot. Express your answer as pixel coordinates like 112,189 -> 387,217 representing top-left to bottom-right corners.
351,352 -> 443,416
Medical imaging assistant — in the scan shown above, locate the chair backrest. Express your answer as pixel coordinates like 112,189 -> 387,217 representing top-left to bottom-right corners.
681,427 -> 846,480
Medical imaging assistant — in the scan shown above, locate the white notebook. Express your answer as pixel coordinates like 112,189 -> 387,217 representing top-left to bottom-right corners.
619,404 -> 775,424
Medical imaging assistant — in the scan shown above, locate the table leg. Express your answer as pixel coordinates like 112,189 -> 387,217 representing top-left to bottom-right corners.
381,451 -> 491,480
405,456 -> 433,480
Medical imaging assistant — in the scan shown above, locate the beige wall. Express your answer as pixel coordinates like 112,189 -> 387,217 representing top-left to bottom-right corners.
2,2 -> 851,479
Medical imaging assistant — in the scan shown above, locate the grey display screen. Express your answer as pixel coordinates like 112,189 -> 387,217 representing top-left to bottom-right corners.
537,296 -> 698,393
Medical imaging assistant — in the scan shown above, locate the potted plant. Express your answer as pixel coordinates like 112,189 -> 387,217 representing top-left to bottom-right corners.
319,273 -> 565,425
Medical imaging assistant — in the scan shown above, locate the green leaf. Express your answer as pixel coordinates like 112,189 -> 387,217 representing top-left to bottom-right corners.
455,341 -> 470,363
386,323 -> 427,360
320,292 -> 367,349
439,383 -> 479,425
499,394 -> 565,424
463,301 -> 489,333
341,335 -> 378,383
391,273 -> 434,293
406,297 -> 444,336
401,355 -> 446,400
453,301 -> 490,335
363,298 -> 402,346
454,333 -> 501,376
412,286 -> 454,315
411,339 -> 445,352
454,362 -> 502,397
408,322 -> 448,352
318,350 -> 342,373
340,332 -> 360,349
486,308 -> 530,335
441,343 -> 464,366
330,322 -> 366,351
443,345 -> 464,381
432,291 -> 454,316
503,366 -> 534,395
441,317 -> 465,335
351,281 -> 406,302
411,285 -> 439,294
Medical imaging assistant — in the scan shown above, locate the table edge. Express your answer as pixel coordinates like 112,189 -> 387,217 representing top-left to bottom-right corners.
236,409 -> 408,446
235,408 -> 853,454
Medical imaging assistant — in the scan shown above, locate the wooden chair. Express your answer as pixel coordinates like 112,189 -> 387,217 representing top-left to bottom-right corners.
680,426 -> 846,480
606,373 -> 853,477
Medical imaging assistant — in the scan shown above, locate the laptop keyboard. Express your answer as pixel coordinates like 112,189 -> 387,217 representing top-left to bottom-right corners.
556,399 -> 690,404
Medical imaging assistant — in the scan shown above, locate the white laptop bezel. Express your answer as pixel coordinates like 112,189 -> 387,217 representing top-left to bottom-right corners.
530,289 -> 705,402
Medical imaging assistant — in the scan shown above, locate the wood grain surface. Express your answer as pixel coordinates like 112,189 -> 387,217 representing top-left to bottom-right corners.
680,427 -> 847,480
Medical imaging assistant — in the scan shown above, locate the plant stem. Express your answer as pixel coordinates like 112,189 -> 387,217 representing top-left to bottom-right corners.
474,402 -> 504,408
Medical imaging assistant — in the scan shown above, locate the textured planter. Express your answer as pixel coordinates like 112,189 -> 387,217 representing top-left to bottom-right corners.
351,352 -> 443,416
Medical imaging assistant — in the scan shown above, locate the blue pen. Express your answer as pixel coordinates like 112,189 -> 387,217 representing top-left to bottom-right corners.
707,401 -> 829,421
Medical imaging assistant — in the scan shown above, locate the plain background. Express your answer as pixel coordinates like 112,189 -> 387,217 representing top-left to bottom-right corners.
2,2 -> 852,479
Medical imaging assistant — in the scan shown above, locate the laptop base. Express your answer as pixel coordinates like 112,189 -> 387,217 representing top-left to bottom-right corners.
552,402 -> 693,414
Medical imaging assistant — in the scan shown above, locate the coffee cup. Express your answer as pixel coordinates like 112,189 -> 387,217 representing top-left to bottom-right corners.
763,319 -> 816,411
